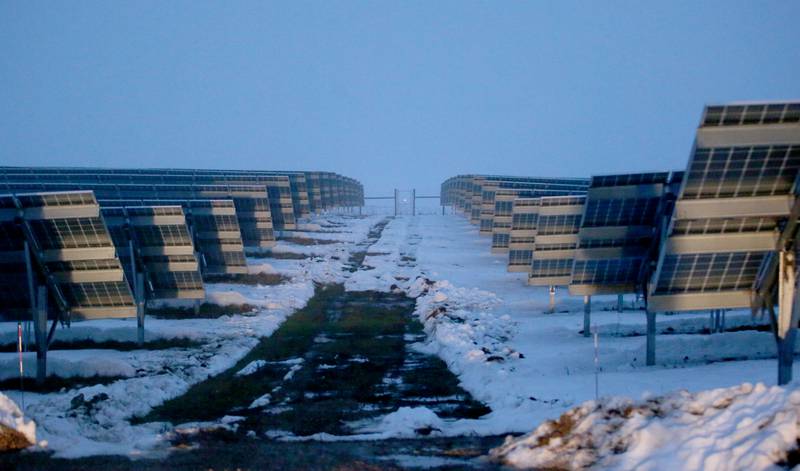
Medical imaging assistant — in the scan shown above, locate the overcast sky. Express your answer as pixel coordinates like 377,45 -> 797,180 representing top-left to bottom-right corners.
1,1 -> 798,196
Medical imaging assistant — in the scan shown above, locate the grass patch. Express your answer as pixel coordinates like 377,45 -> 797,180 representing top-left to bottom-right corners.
204,272 -> 290,285
0,374 -> 127,393
248,251 -> 310,260
344,251 -> 367,272
278,236 -> 340,246
148,303 -> 256,319
135,284 -> 341,424
134,283 -> 491,439
0,337 -> 202,353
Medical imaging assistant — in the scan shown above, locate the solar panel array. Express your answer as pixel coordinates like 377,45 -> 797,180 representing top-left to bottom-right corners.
507,198 -> 540,272
0,191 -> 136,321
569,172 -> 681,296
443,101 -> 800,316
0,169 -> 291,231
491,185 -> 589,252
0,167 -> 364,222
527,196 -> 586,286
463,175 -> 589,225
479,178 -> 590,234
102,205 -> 204,300
0,180 -> 276,250
648,102 -> 800,312
0,165 -> 363,323
99,198 -> 248,276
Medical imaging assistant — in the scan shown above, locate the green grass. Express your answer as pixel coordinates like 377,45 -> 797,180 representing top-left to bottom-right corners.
278,236 -> 340,246
134,284 -> 341,424
147,302 -> 256,319
203,273 -> 290,286
0,374 -> 128,393
248,251 -> 310,260
0,337 -> 202,353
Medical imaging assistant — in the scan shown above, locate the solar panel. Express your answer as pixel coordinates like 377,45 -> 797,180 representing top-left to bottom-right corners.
701,102 -> 800,127
682,146 -> 799,200
470,176 -> 589,227
460,178 -> 590,253
102,205 -> 204,300
507,198 -> 540,272
569,172 -> 679,296
482,180 -> 589,237
98,198 -> 248,276
0,191 -> 136,321
0,179 -> 276,250
648,101 -> 800,312
527,196 -> 586,286
305,172 -> 324,212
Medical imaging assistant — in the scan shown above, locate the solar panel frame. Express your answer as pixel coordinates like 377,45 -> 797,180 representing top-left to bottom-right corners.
0,190 -> 137,320
98,198 -> 248,276
527,195 -> 586,286
648,101 -> 800,312
102,205 -> 204,300
568,172 -> 678,296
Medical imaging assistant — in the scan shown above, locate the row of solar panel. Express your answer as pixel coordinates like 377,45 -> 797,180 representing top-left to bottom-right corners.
441,100 -> 800,313
0,169 -> 364,321
0,168 -> 365,227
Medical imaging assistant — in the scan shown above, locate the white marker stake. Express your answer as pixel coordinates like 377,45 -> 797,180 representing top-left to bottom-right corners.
593,327 -> 599,401
18,321 -> 24,412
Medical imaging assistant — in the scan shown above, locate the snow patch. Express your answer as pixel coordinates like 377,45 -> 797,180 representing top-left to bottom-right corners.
236,360 -> 267,376
0,392 -> 36,447
491,382 -> 800,471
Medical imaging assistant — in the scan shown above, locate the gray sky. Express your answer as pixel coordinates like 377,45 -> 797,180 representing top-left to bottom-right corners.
2,1 -> 799,196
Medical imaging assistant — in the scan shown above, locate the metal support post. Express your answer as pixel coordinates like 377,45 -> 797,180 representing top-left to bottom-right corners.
646,310 -> 656,366
136,273 -> 145,346
777,249 -> 799,385
34,287 -> 47,385
617,294 -> 623,313
583,295 -> 591,338
412,189 -> 416,216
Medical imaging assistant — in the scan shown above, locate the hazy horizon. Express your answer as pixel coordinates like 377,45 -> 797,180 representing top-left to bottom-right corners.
2,1 -> 799,196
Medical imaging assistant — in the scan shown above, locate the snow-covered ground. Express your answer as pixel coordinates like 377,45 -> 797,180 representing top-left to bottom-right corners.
343,215 -> 800,466
491,382 -> 800,470
0,214 -> 383,457
2,213 -> 797,466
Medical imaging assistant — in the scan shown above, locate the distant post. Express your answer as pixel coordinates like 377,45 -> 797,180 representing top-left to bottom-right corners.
583,295 -> 591,337
136,273 -> 145,346
646,310 -> 656,366
34,287 -> 48,385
